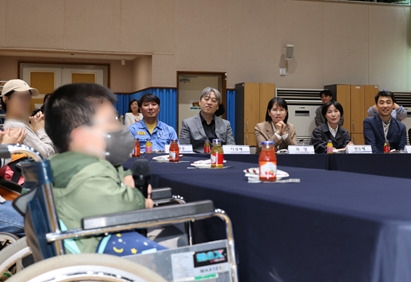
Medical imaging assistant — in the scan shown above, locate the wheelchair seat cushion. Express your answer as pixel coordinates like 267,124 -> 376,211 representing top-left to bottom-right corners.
97,231 -> 166,256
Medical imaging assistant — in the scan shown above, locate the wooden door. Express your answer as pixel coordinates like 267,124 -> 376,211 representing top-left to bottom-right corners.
350,85 -> 365,134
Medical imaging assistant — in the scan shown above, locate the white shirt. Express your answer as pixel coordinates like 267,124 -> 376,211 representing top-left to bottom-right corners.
382,119 -> 391,140
328,123 -> 338,138
125,112 -> 143,127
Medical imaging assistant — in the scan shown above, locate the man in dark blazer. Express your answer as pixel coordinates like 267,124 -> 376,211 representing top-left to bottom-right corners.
180,87 -> 235,153
363,91 -> 406,153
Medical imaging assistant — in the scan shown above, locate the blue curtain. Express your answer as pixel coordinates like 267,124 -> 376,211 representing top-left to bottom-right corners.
226,89 -> 236,140
115,88 -> 177,129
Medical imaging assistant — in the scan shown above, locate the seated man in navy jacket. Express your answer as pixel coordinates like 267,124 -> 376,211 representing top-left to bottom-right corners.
363,91 -> 406,153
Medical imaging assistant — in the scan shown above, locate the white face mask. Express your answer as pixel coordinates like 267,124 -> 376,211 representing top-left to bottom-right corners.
83,126 -> 134,166
104,127 -> 135,166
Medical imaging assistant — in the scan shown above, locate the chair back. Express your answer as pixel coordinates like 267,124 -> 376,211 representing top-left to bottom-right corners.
13,159 -> 64,261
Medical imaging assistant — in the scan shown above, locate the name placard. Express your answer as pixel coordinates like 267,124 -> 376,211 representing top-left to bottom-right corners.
164,144 -> 194,154
346,145 -> 372,154
404,145 -> 411,153
287,145 -> 315,155
223,145 -> 251,154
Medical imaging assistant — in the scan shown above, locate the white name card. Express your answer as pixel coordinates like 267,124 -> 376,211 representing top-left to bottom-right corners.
404,146 -> 411,153
164,144 -> 194,154
223,145 -> 251,154
287,145 -> 315,155
346,145 -> 372,154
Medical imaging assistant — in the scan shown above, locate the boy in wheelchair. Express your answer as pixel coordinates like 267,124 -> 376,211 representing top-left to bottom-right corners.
43,83 -> 164,255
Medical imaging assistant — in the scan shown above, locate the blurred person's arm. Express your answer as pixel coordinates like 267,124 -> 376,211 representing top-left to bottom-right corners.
367,105 -> 378,117
394,103 -> 407,121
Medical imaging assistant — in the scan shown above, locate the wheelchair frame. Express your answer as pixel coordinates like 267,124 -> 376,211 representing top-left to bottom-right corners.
2,144 -> 238,282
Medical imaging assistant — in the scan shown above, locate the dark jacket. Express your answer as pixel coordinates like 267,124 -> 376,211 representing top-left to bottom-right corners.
363,114 -> 407,153
180,114 -> 235,153
310,123 -> 351,154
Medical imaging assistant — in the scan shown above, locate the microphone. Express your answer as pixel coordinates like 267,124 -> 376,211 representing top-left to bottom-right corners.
132,158 -> 151,198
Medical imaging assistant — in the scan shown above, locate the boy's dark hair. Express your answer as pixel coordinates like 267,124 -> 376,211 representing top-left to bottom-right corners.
322,100 -> 344,119
265,97 -> 289,124
44,83 -> 116,153
375,90 -> 395,104
319,89 -> 333,98
138,94 -> 160,108
128,99 -> 138,113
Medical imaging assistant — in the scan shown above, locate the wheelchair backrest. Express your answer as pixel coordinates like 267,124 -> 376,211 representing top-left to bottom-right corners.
13,159 -> 62,261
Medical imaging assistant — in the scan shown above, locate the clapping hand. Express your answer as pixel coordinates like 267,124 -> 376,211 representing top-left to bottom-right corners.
0,128 -> 27,144
29,111 -> 45,132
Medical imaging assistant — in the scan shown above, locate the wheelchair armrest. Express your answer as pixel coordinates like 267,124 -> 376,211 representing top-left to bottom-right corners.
150,187 -> 172,201
81,200 -> 214,230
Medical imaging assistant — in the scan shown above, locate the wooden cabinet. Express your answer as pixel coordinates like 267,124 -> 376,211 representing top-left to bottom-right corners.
235,82 -> 275,145
325,84 -> 379,145
350,85 -> 365,137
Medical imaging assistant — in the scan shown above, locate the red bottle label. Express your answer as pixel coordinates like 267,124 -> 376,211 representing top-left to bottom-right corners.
204,145 -> 211,154
259,161 -> 277,181
169,150 -> 180,162
211,153 -> 224,167
384,144 -> 390,153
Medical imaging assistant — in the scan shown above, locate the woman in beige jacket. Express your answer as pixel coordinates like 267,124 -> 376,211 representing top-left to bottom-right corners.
255,97 -> 297,153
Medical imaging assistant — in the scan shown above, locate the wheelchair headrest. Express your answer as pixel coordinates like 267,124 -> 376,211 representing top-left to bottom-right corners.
20,159 -> 53,188
12,159 -> 54,216
0,144 -> 12,159
12,187 -> 36,216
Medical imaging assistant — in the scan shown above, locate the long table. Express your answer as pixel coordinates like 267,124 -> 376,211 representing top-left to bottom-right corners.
218,153 -> 411,179
124,155 -> 411,282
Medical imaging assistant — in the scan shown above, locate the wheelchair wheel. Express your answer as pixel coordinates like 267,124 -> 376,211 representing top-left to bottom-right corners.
0,232 -> 19,251
0,236 -> 31,274
8,253 -> 166,282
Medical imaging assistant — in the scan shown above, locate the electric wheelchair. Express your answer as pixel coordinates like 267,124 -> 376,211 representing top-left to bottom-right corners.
0,144 -> 238,281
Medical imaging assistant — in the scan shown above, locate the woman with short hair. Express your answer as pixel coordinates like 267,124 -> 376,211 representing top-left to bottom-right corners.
310,100 -> 353,154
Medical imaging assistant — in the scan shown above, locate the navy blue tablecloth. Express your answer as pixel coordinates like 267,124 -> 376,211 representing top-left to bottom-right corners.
124,155 -> 411,282
329,153 -> 411,179
152,153 -> 411,179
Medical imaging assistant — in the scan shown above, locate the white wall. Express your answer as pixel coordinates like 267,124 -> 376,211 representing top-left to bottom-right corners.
0,0 -> 410,92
